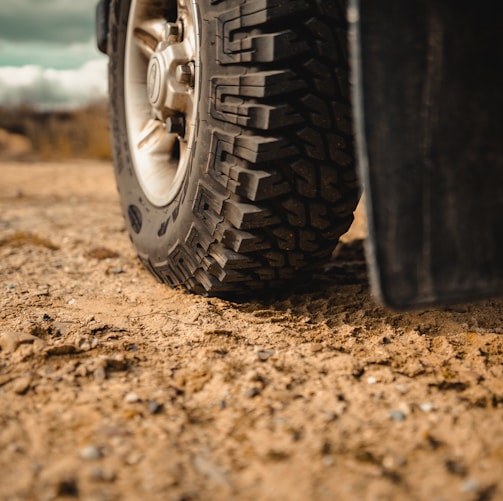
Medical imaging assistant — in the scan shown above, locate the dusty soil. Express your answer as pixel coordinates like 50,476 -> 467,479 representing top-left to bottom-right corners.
1,160 -> 503,501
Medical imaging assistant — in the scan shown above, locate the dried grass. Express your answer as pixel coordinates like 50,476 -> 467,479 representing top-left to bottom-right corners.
0,102 -> 112,161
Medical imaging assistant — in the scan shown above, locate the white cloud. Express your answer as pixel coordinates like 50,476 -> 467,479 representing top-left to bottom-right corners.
0,59 -> 108,109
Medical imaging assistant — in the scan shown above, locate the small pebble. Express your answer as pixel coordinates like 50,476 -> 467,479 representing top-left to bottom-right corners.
75,365 -> 88,378
389,410 -> 406,421
80,445 -> 102,460
68,298 -> 76,305
419,402 -> 435,413
383,454 -> 406,469
8,443 -> 23,454
124,409 -> 142,420
124,392 -> 141,403
398,402 -> 411,416
323,411 -> 337,422
257,349 -> 275,361
367,376 -> 377,385
245,387 -> 261,398
90,467 -> 116,483
125,452 -> 143,465
80,341 -> 91,352
53,322 -> 74,336
147,400 -> 163,414
395,384 -> 410,394
461,478 -> 479,493
13,376 -> 31,395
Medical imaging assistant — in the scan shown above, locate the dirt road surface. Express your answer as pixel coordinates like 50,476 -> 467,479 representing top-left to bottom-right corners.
1,161 -> 503,501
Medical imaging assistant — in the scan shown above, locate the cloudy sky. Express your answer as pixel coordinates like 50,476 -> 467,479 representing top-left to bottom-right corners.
0,0 -> 108,109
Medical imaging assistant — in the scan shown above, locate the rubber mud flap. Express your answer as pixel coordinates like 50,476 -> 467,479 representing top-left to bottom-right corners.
349,0 -> 503,308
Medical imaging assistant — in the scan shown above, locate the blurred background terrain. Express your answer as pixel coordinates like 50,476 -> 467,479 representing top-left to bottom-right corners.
0,0 -> 110,162
0,102 -> 111,161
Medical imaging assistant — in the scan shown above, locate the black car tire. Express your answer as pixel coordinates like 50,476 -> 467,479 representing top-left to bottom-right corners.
108,0 -> 360,294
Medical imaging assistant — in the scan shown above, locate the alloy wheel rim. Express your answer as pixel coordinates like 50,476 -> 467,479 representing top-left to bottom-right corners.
125,0 -> 200,207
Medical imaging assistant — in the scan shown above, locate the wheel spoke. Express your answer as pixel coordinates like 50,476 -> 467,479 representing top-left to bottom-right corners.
137,118 -> 177,154
157,40 -> 195,115
133,19 -> 167,58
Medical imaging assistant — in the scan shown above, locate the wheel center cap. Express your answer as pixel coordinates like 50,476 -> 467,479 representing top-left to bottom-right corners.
147,55 -> 163,107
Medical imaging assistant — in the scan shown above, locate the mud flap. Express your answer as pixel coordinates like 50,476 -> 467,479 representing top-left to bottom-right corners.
349,0 -> 503,308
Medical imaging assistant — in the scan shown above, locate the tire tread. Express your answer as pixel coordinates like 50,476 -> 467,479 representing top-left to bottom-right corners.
110,0 -> 360,294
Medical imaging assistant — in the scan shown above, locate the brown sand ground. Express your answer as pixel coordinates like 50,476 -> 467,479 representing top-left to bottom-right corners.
1,161 -> 502,501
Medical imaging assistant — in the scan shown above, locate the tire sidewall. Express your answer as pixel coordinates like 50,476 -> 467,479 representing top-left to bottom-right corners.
109,0 -> 221,264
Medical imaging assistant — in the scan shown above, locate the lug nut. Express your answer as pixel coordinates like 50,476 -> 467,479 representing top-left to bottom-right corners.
176,63 -> 194,86
164,22 -> 180,42
165,116 -> 185,135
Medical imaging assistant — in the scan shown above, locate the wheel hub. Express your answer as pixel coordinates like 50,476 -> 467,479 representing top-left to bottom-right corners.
147,56 -> 163,107
146,41 -> 195,115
